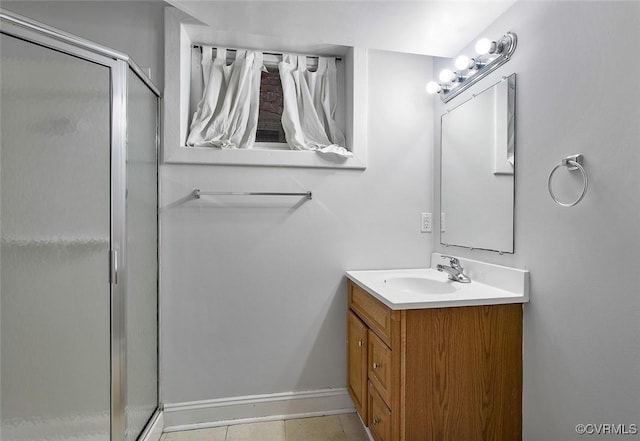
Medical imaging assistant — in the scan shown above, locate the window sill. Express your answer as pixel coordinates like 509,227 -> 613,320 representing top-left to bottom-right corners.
164,146 -> 366,169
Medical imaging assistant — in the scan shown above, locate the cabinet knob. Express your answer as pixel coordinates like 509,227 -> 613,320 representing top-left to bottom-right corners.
372,417 -> 379,426
373,362 -> 380,369
358,340 -> 364,347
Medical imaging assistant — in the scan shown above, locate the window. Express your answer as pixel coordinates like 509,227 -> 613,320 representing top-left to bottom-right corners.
164,7 -> 367,168
256,69 -> 287,144
189,49 -> 332,150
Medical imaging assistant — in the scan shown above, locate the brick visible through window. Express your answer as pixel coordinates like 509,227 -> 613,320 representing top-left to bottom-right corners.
256,69 -> 287,143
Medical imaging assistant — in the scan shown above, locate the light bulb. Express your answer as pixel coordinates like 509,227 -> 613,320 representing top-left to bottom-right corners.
475,38 -> 494,55
426,81 -> 441,94
439,69 -> 455,83
455,55 -> 472,70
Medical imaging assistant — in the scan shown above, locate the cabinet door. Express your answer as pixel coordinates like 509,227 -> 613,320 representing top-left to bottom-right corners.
347,310 -> 368,422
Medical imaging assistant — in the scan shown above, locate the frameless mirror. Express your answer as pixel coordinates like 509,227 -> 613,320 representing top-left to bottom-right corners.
440,74 -> 515,253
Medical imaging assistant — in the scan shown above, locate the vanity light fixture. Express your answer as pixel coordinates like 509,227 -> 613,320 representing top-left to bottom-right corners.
427,31 -> 517,103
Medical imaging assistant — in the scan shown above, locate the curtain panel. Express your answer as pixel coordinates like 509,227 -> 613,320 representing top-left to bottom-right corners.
279,54 -> 350,157
187,47 -> 263,149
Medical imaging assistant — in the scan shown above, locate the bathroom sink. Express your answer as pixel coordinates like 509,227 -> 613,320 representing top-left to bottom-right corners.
383,276 -> 457,294
346,255 -> 530,310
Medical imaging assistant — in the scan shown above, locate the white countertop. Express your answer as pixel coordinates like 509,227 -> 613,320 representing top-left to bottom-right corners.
346,254 -> 529,310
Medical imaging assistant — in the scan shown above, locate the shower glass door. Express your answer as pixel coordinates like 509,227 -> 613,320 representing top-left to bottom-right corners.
125,68 -> 159,441
0,33 -> 112,441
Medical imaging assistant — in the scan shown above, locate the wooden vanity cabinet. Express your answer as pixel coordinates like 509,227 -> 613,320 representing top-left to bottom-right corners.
347,280 -> 523,441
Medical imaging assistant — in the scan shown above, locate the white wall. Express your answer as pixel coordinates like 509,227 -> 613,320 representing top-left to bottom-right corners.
433,2 -> 640,440
1,1 -> 165,89
161,49 -> 433,402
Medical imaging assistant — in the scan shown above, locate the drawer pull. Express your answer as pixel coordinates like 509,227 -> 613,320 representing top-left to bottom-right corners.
358,340 -> 364,347
373,362 -> 380,369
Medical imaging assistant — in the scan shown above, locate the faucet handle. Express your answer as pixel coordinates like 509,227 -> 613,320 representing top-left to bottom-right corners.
440,254 -> 461,266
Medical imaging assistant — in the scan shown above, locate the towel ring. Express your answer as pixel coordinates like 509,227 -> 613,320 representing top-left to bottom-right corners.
548,154 -> 588,207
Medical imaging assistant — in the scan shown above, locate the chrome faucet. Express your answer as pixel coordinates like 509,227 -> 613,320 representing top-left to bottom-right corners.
437,255 -> 471,283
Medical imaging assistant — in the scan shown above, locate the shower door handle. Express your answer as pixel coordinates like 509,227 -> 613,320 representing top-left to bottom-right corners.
110,250 -> 118,285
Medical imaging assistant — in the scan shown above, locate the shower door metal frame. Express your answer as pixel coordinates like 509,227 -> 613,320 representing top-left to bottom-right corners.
0,9 -> 161,441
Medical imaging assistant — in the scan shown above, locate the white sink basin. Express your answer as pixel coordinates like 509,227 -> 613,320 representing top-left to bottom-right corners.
346,254 -> 529,310
383,276 -> 457,294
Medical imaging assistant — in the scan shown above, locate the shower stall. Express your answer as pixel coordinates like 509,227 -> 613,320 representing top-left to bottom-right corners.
0,10 -> 160,441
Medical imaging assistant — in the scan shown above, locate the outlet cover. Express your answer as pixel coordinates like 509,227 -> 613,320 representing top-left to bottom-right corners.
421,212 -> 432,233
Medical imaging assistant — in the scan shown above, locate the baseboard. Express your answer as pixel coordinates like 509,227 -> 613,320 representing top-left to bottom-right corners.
163,388 -> 355,432
140,409 -> 164,441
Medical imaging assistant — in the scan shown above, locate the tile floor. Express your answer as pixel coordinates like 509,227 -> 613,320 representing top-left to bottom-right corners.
161,413 -> 369,441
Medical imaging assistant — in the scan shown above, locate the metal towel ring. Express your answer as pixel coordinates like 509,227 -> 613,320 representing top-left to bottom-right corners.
548,154 -> 588,207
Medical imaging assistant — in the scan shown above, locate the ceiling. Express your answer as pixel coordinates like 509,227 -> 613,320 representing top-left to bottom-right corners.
167,0 -> 517,58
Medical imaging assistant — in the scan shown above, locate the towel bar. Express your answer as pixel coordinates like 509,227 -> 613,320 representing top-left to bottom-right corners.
193,189 -> 312,200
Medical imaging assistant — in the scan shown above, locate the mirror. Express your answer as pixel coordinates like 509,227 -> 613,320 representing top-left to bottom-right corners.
440,74 -> 515,253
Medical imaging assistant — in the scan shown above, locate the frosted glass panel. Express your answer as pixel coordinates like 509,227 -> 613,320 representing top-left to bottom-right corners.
0,34 -> 111,441
124,68 -> 159,441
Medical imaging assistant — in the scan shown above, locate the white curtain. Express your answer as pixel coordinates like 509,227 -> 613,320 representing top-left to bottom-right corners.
186,47 -> 263,149
279,54 -> 351,157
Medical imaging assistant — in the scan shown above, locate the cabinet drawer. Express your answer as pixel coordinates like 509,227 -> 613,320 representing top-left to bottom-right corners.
368,330 -> 392,407
368,381 -> 392,441
349,282 -> 393,346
